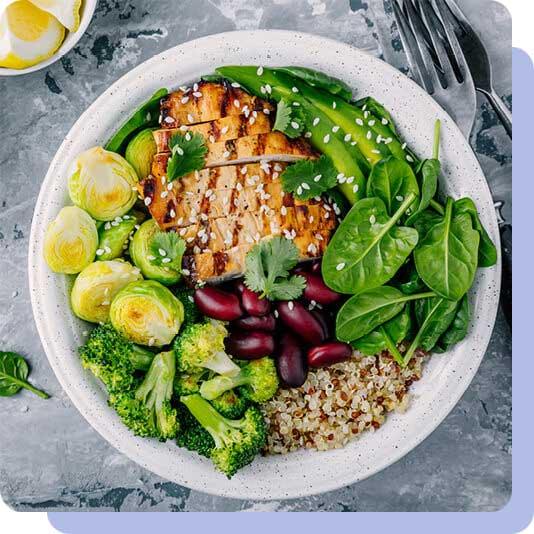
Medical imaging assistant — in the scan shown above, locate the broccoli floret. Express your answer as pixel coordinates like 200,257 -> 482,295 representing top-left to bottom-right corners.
79,323 -> 154,393
173,320 -> 240,376
199,357 -> 279,403
173,369 -> 210,396
180,394 -> 267,478
110,351 -> 179,440
176,403 -> 215,458
211,390 -> 249,419
174,286 -> 201,328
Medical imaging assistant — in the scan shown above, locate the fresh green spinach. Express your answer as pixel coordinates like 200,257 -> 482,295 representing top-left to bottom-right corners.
366,157 -> 420,216
336,286 -> 434,342
0,352 -> 50,399
322,195 -> 419,295
454,198 -> 498,268
433,295 -> 470,352
414,198 -> 480,300
355,96 -> 397,133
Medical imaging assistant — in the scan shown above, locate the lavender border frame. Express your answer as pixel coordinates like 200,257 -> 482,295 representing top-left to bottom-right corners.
47,48 -> 528,531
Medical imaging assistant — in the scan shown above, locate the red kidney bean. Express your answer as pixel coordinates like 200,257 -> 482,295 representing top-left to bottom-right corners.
276,301 -> 326,345
194,286 -> 242,321
241,287 -> 270,317
301,272 -> 342,305
310,260 -> 322,274
233,314 -> 276,332
276,332 -> 308,388
310,309 -> 332,340
225,331 -> 275,359
307,342 -> 353,368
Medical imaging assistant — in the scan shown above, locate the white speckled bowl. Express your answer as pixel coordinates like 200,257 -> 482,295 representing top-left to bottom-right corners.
28,30 -> 500,500
0,0 -> 96,77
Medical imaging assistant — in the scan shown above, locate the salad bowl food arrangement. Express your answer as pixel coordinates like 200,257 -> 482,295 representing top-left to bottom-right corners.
29,31 -> 500,499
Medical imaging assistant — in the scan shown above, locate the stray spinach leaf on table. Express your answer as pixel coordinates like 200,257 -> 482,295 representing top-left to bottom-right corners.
244,237 -> 306,301
322,195 -> 419,295
0,352 -> 49,399
366,157 -> 420,216
167,132 -> 208,182
414,198 -> 480,301
281,155 -> 338,200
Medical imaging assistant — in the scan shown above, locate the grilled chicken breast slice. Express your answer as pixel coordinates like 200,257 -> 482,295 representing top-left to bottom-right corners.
153,112 -> 273,153
160,81 -> 274,129
153,132 -> 316,173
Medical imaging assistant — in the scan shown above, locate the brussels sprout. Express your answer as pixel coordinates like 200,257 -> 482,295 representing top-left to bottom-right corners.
110,280 -> 184,347
129,219 -> 182,285
68,146 -> 139,221
71,260 -> 143,323
44,206 -> 98,274
96,211 -> 145,261
125,129 -> 157,180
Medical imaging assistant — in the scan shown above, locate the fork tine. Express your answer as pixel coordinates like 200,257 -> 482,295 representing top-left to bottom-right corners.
392,0 -> 434,93
439,0 -> 470,28
402,0 -> 443,91
418,0 -> 458,86
433,0 -> 471,81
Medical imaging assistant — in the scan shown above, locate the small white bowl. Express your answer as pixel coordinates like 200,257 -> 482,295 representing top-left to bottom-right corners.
0,0 -> 97,77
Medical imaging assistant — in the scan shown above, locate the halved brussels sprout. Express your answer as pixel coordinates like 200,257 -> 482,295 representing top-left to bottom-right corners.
129,219 -> 181,285
96,210 -> 145,261
71,260 -> 143,323
110,280 -> 184,347
68,146 -> 139,221
125,129 -> 157,180
44,206 -> 98,274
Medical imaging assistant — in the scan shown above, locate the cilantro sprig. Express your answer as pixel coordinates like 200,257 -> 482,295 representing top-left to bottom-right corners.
149,231 -> 186,270
281,155 -> 338,200
273,99 -> 305,139
244,237 -> 306,301
166,131 -> 208,182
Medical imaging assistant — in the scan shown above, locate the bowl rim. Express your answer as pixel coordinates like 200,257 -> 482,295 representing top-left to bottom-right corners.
0,0 -> 97,77
28,29 -> 501,500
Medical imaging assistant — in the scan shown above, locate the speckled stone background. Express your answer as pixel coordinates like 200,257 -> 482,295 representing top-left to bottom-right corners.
0,0 -> 511,512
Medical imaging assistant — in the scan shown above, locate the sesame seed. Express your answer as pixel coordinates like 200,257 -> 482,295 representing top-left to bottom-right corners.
193,91 -> 202,98
223,150 -> 231,159
291,121 -> 300,129
366,131 -> 372,140
402,142 -> 407,150
174,146 -> 184,156
231,82 -> 241,88
144,197 -> 152,206
332,125 -> 340,133
160,191 -> 168,198
305,132 -> 312,138
314,174 -> 322,182
369,215 -> 376,224
263,108 -> 271,115
158,248 -> 167,257
265,84 -> 272,94
332,101 -> 337,109
396,195 -> 404,202
182,269 -> 191,276
281,206 -> 287,215
274,310 -> 279,318
292,87 -> 299,93
406,155 -> 415,163
382,118 -> 389,125
302,183 -> 311,190
323,134 -> 330,143
297,186 -> 303,195
344,133 -> 351,142
364,110 -> 370,119
181,96 -> 189,104
313,117 -> 320,126
185,132 -> 192,141
96,248 -> 104,256
167,182 -> 173,190
288,301 -> 294,310
164,116 -> 175,124
368,119 -> 376,126
346,176 -> 354,184
336,263 -> 346,271
147,255 -> 156,261
356,118 -> 364,126
257,66 -> 264,75
187,114 -> 194,123
170,209 -> 176,218
234,99 -> 240,108
372,149 -> 381,154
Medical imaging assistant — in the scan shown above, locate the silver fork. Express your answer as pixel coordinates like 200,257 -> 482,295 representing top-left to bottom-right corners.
392,0 -> 477,139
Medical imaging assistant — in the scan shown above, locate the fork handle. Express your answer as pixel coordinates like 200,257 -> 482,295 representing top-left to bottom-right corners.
479,88 -> 512,138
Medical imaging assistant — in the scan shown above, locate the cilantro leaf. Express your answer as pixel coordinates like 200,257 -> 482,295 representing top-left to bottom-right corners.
149,231 -> 186,270
244,236 -> 306,301
167,132 -> 208,182
281,155 -> 338,200
273,100 -> 305,139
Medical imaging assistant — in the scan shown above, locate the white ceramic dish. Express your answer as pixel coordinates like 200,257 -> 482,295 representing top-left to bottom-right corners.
28,30 -> 501,500
0,0 -> 96,77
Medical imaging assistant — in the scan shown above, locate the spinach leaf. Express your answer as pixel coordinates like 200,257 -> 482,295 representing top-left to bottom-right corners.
393,261 -> 428,295
414,198 -> 480,300
277,66 -> 353,101
106,88 -> 168,154
323,195 -> 419,295
336,286 -> 434,342
406,159 -> 440,225
409,208 -> 443,240
0,352 -> 50,399
366,157 -> 420,216
355,96 -> 396,133
433,295 -> 470,352
352,305 -> 412,357
404,297 -> 459,364
454,198 -> 498,268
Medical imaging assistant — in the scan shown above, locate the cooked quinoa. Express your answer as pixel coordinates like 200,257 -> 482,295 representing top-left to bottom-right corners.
263,350 -> 427,454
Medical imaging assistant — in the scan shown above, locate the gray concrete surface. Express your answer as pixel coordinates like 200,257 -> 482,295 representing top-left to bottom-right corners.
0,0 -> 511,512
